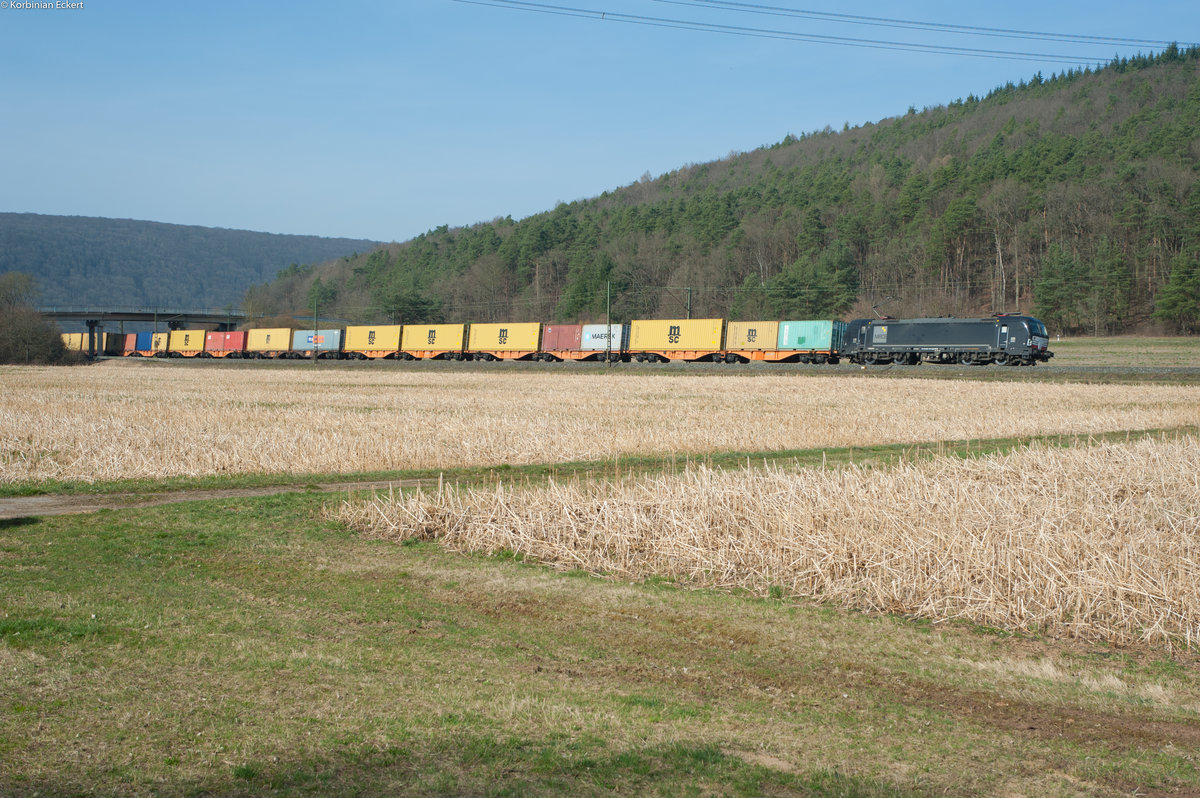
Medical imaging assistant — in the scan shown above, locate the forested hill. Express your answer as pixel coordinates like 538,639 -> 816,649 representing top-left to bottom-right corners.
250,46 -> 1200,335
0,213 -> 378,309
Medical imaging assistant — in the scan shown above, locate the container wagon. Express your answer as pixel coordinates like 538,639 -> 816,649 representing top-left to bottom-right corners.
290,329 -> 344,359
204,331 -> 247,358
149,332 -> 171,357
344,325 -> 402,359
467,322 -> 541,361
579,323 -> 627,362
399,324 -> 467,360
628,319 -> 724,362
168,329 -> 208,358
245,328 -> 293,359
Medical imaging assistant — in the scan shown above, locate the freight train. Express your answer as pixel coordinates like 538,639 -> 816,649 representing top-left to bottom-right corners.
64,314 -> 1052,366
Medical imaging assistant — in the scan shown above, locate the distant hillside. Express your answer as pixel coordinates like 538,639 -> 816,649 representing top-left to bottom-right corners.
253,46 -> 1200,335
0,213 -> 378,309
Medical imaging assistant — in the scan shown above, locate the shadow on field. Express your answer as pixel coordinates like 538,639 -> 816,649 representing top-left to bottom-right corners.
5,741 -> 915,797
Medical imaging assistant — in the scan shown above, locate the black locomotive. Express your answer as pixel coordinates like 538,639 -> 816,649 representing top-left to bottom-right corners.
841,315 -> 1052,366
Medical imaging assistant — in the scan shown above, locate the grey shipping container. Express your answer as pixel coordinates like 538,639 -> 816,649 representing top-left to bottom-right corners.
292,329 -> 343,352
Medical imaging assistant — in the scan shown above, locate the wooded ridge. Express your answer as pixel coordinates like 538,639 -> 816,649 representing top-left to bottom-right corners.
0,213 -> 377,310
250,47 -> 1200,335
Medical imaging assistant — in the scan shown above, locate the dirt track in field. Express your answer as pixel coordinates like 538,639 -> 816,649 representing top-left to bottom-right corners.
0,480 -> 419,521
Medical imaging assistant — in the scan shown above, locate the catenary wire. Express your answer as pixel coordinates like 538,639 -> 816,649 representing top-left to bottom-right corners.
652,0 -> 1198,49
449,0 -> 1118,65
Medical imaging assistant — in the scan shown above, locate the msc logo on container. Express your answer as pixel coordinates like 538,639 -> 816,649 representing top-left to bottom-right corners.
498,328 -> 508,345
668,325 -> 681,344
427,329 -> 437,345
747,328 -> 757,342
367,330 -> 377,345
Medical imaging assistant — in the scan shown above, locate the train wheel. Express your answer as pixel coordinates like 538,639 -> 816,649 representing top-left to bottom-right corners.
993,353 -> 1009,366
957,353 -> 973,365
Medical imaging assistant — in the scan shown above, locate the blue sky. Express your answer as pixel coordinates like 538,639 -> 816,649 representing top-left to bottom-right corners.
2,0 -> 1196,242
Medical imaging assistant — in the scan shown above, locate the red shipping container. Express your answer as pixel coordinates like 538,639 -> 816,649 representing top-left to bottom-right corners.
223,331 -> 246,353
541,324 -> 582,351
122,333 -> 138,354
205,331 -> 247,354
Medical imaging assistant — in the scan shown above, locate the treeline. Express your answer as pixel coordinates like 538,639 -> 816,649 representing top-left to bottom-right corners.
249,46 -> 1200,334
0,214 -> 377,309
0,272 -> 72,365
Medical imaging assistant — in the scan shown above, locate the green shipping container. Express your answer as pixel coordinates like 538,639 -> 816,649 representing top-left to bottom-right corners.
776,320 -> 846,351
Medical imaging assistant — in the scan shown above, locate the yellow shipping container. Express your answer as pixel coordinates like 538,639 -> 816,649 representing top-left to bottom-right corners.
345,325 -> 402,352
60,333 -> 82,351
629,319 -> 724,351
725,321 -> 779,351
150,332 -> 171,353
467,322 -> 540,352
402,324 -> 465,352
246,328 -> 293,353
169,329 -> 207,354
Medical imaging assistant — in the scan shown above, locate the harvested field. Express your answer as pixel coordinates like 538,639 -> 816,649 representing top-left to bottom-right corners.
2,361 -> 1198,484
339,434 -> 1200,649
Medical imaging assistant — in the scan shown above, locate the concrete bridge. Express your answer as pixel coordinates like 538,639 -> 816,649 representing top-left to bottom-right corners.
38,306 -> 249,356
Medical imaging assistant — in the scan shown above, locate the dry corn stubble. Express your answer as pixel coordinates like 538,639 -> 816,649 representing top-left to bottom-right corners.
1,362 -> 1199,483
340,435 -> 1200,650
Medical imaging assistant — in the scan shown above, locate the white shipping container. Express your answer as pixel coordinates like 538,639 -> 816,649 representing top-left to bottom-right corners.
579,324 -> 626,351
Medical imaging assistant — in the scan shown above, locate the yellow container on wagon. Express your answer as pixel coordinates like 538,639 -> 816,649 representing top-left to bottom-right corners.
401,323 -> 466,353
169,329 -> 207,355
246,328 -> 293,354
629,319 -> 724,351
61,333 -> 84,351
725,321 -> 779,351
467,322 -> 541,352
345,325 -> 402,354
150,332 -> 171,354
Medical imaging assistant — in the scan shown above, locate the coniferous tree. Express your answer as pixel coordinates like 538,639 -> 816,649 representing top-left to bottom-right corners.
1154,253 -> 1200,332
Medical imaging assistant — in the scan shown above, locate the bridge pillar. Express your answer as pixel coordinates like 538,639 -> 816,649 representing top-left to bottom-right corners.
85,320 -> 100,357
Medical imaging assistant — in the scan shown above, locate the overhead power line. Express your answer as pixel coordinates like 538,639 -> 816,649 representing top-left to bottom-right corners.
449,0 -> 1166,64
653,0 -> 1198,49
